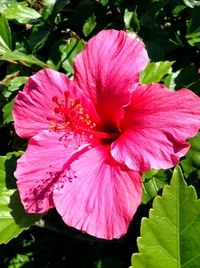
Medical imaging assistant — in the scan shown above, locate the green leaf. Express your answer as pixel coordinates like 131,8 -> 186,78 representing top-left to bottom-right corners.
43,0 -> 56,5
142,177 -> 166,204
170,65 -> 200,94
0,14 -> 12,53
186,8 -> 200,48
183,0 -> 200,8
0,152 -> 23,190
28,27 -> 50,53
51,0 -> 70,13
83,14 -> 97,37
140,61 -> 174,84
186,31 -> 200,47
1,3 -> 41,24
0,189 -> 42,244
3,76 -> 28,98
185,134 -> 200,169
163,69 -> 181,90
142,169 -> 171,204
0,51 -> 50,68
7,253 -> 32,268
172,5 -> 187,16
100,0 -> 109,6
60,38 -> 85,74
0,0 -> 17,11
181,133 -> 200,177
0,152 -> 42,244
131,166 -> 200,268
48,38 -> 85,73
124,8 -> 140,32
50,0 -> 70,21
2,98 -> 14,123
142,169 -> 158,180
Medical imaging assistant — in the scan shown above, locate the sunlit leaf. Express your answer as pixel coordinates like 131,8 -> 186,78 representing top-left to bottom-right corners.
1,3 -> 41,24
163,69 -> 181,90
131,166 -> 200,268
186,31 -> 200,47
61,38 -> 85,74
43,0 -> 56,5
0,189 -> 42,244
0,51 -> 50,68
0,14 -> 12,53
83,14 -> 97,37
124,8 -> 140,31
183,0 -> 200,8
0,0 -> 16,12
140,61 -> 174,84
0,152 -> 42,244
3,76 -> 28,98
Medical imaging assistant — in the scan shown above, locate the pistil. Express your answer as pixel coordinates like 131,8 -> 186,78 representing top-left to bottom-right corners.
47,91 -> 120,147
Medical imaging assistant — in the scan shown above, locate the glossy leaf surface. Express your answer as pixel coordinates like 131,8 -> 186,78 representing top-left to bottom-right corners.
131,166 -> 200,268
140,61 -> 174,84
0,152 -> 42,244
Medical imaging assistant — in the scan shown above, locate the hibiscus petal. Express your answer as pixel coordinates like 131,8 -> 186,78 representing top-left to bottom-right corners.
13,69 -> 99,138
73,30 -> 148,128
13,69 -> 70,138
111,83 -> 200,172
53,145 -> 142,240
15,130 -> 90,213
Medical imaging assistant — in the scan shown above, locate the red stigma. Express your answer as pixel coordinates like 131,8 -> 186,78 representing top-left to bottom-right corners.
47,92 -> 96,147
54,107 -> 60,114
70,110 -> 76,117
52,96 -> 58,102
64,91 -> 70,97
74,99 -> 80,105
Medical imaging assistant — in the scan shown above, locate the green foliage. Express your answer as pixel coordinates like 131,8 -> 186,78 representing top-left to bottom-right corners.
0,2 -> 41,24
180,133 -> 200,199
1,51 -> 50,68
142,169 -> 172,204
83,14 -> 97,37
140,61 -> 174,84
7,253 -> 32,268
131,166 -> 200,268
2,98 -> 14,123
181,133 -> 200,175
47,37 -> 85,73
0,0 -> 200,267
0,152 -> 42,244
186,8 -> 200,48
183,0 -> 200,8
124,8 -> 140,32
1,75 -> 27,125
0,15 -> 12,53
3,76 -> 28,98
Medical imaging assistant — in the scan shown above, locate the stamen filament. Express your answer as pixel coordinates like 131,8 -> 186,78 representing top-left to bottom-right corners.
48,92 -> 119,147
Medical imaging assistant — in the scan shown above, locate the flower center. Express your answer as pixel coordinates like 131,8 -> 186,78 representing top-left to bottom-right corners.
47,91 -> 120,146
47,91 -> 96,139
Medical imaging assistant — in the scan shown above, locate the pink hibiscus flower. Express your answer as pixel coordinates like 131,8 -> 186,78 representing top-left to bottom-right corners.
13,30 -> 200,240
